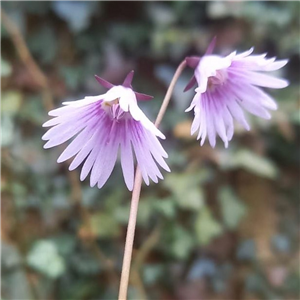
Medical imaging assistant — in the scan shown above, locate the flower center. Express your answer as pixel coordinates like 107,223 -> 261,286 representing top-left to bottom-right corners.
102,98 -> 126,121
207,69 -> 228,91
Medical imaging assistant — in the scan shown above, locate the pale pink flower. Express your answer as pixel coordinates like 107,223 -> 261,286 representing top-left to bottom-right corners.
42,72 -> 170,190
185,40 -> 289,148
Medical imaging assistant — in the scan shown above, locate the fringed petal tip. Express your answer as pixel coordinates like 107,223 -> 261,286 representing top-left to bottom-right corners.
157,131 -> 166,140
281,79 -> 289,88
42,120 -> 51,127
185,106 -> 193,113
43,141 -> 53,149
197,131 -> 229,149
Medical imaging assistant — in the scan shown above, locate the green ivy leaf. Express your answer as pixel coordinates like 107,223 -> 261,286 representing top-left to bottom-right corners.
1,115 -> 14,147
1,91 -> 22,115
290,108 -> 300,124
27,240 -> 66,278
195,207 -> 223,245
51,234 -> 76,256
153,197 -> 176,219
136,200 -> 154,226
90,213 -> 120,238
19,95 -> 45,125
163,225 -> 195,260
172,229 -> 195,259
220,149 -> 279,179
218,187 -> 247,230
163,172 -> 205,210
27,26 -> 57,64
114,204 -> 130,225
1,57 -> 12,77
114,198 -> 154,227
59,65 -> 84,90
143,264 -> 165,285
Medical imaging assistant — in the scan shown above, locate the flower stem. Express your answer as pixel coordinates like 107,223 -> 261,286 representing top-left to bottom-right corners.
118,60 -> 187,300
154,60 -> 187,128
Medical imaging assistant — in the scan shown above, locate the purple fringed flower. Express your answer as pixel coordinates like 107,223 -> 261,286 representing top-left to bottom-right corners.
42,71 -> 170,191
185,39 -> 289,148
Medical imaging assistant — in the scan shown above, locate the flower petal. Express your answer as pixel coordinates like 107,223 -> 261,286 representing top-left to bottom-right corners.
229,69 -> 289,89
120,122 -> 135,191
57,123 -> 98,163
95,134 -> 120,189
63,95 -> 104,107
43,74 -> 168,189
186,48 -> 288,148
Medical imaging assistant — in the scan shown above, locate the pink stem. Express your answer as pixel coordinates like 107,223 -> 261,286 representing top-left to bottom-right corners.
118,60 -> 187,300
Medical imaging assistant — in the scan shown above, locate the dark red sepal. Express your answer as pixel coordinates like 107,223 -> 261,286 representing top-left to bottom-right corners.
94,75 -> 115,89
184,75 -> 197,92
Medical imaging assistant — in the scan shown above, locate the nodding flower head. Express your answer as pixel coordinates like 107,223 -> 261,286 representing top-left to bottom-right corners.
42,71 -> 170,191
185,38 -> 289,148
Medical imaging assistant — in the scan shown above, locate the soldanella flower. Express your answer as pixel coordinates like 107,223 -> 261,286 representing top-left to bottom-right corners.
185,40 -> 289,148
42,71 -> 170,191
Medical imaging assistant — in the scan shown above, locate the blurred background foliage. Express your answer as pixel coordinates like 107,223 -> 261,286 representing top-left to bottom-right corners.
1,1 -> 299,300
